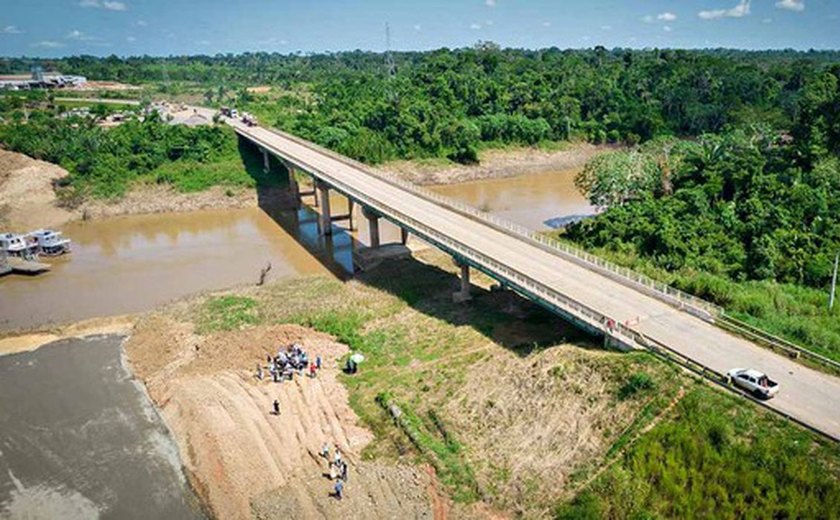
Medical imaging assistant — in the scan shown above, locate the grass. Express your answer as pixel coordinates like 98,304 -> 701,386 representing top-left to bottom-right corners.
198,295 -> 262,332
557,385 -> 840,519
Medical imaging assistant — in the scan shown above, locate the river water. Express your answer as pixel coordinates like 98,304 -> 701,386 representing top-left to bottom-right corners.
0,168 -> 591,330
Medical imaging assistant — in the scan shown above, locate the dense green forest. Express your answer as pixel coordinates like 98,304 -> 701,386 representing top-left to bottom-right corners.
4,48 -> 840,163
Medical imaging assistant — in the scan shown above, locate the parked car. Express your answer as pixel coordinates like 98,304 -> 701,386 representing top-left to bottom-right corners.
728,368 -> 780,399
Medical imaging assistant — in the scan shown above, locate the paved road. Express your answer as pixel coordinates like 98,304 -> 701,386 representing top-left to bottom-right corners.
218,112 -> 840,441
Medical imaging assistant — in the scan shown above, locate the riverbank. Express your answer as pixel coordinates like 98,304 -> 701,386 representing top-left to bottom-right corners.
1,142 -> 599,231
0,149 -> 259,230
380,142 -> 606,186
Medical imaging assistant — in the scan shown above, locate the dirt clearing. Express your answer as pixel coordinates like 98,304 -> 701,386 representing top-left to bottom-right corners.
126,316 -> 435,519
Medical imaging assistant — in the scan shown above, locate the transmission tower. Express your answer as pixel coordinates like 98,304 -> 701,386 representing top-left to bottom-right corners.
385,23 -> 396,80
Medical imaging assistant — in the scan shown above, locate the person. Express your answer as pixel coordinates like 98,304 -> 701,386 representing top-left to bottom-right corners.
267,354 -> 272,364
340,461 -> 348,482
333,478 -> 344,500
316,355 -> 322,370
272,399 -> 280,415
321,443 -> 330,459
257,364 -> 264,380
334,446 -> 342,466
309,363 -> 317,378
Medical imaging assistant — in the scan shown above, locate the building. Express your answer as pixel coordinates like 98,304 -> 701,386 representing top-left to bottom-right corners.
0,69 -> 87,90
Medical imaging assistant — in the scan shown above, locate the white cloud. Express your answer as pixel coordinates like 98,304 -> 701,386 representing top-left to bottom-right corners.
663,25 -> 673,32
31,40 -> 65,48
658,12 -> 677,22
641,15 -> 654,23
126,36 -> 136,42
2,25 -> 24,34
542,21 -> 551,27
196,39 -> 211,46
413,24 -> 421,31
775,0 -> 804,11
135,20 -> 147,27
66,29 -> 97,41
79,0 -> 127,11
600,25 -> 612,31
470,22 -> 481,30
485,0 -> 496,6
698,0 -> 750,19
485,20 -> 494,26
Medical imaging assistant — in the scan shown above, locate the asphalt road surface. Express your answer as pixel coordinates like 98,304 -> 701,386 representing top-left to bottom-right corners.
222,112 -> 840,441
0,335 -> 203,519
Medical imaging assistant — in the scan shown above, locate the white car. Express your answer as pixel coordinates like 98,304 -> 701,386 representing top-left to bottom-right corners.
728,368 -> 780,399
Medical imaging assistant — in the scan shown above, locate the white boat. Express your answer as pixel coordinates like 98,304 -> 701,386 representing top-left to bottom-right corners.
0,232 -> 38,258
25,229 -> 71,256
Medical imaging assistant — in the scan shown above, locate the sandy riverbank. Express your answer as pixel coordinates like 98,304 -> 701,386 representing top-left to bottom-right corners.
380,142 -> 606,186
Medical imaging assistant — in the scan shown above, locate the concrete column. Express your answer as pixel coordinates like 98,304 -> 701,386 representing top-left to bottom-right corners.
453,259 -> 472,303
363,207 -> 380,249
262,148 -> 270,173
347,199 -> 355,231
287,165 -> 301,208
400,227 -> 409,245
317,181 -> 332,235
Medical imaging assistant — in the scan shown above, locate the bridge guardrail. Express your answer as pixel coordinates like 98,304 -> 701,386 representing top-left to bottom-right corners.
241,126 -> 641,352
261,126 -> 722,321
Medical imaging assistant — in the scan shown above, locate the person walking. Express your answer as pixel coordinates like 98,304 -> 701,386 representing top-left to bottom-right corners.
316,355 -> 322,370
340,461 -> 348,482
321,442 -> 330,459
272,399 -> 280,415
333,478 -> 344,500
309,363 -> 317,378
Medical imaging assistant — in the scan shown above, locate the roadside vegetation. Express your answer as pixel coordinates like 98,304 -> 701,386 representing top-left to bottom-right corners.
562,127 -> 840,362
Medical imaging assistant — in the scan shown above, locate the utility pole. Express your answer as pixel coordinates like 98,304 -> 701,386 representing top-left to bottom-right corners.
830,251 -> 839,311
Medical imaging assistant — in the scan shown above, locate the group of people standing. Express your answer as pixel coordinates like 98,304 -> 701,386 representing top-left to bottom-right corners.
256,343 -> 322,383
321,443 -> 349,500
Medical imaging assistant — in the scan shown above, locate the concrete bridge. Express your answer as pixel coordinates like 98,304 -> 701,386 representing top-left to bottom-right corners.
217,112 -> 840,441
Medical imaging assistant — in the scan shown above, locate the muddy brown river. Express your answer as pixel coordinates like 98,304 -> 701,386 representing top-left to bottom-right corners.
1,168 -> 590,331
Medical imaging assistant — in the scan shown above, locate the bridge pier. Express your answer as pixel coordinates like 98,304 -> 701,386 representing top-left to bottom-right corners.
363,207 -> 381,249
453,259 -> 472,303
331,198 -> 355,230
400,227 -> 409,245
317,181 -> 332,235
262,148 -> 270,173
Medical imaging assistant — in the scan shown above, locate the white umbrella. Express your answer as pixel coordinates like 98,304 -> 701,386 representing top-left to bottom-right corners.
349,353 -> 365,364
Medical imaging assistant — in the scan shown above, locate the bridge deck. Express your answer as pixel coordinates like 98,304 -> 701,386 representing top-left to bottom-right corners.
223,114 -> 840,440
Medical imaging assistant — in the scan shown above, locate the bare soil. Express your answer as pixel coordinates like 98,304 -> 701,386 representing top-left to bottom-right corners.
380,143 -> 608,186
0,150 -> 74,230
125,315 -> 435,520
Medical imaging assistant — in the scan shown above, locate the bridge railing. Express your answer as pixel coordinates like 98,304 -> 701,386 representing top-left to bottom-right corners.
243,126 -> 641,351
262,126 -> 722,321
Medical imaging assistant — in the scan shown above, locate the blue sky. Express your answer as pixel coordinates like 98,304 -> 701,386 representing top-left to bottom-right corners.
1,0 -> 838,57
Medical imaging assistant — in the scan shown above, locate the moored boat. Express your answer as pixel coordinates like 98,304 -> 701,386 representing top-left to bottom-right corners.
25,229 -> 72,256
0,232 -> 39,258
